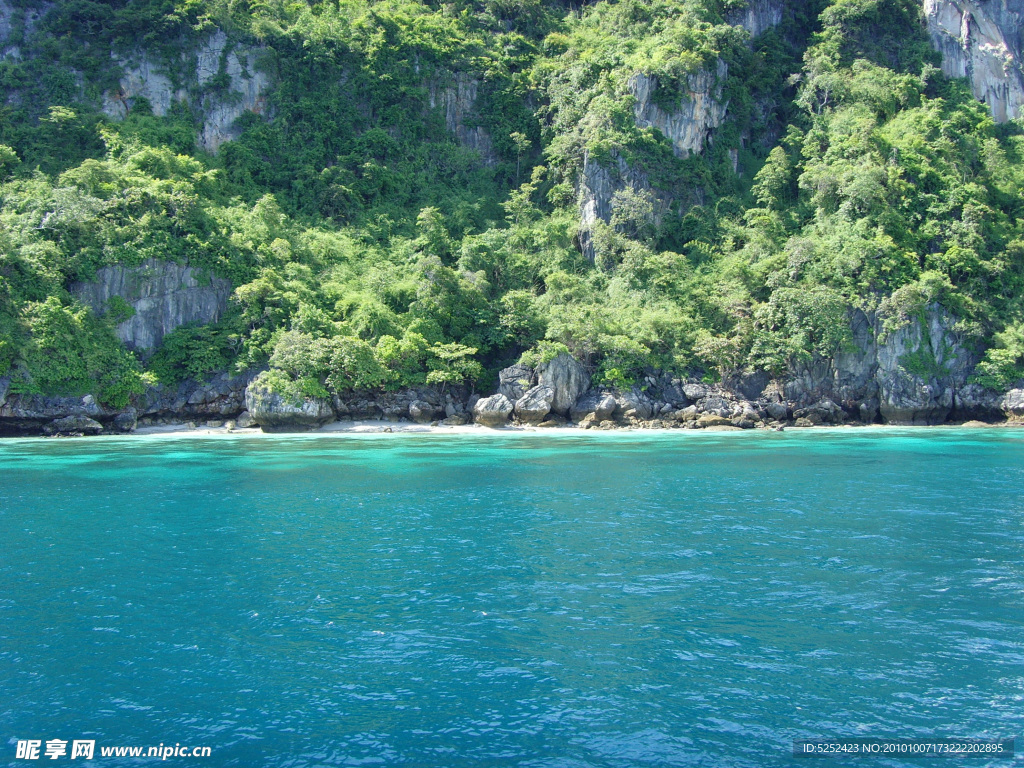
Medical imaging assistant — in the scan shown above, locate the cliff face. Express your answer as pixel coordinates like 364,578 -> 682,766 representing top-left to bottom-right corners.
628,62 -> 729,159
576,62 -> 728,262
786,304 -> 979,425
924,0 -> 1024,121
574,0 -> 786,263
101,30 -> 270,152
71,259 -> 233,351
577,151 -> 652,262
0,0 -> 47,61
428,72 -> 497,165
731,0 -> 785,38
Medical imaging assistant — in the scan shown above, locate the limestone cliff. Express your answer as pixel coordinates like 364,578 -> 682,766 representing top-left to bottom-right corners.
101,29 -> 270,152
628,61 -> 729,159
0,0 -> 47,61
785,304 -> 979,425
924,0 -> 1024,121
577,151 -> 652,262
576,61 -> 728,262
731,0 -> 785,38
428,72 -> 496,165
71,259 -> 233,351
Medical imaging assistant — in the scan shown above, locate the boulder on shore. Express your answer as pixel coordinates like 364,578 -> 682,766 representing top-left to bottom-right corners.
245,379 -> 335,432
515,385 -> 554,423
696,413 -> 731,428
473,393 -> 514,427
409,400 -> 436,424
113,409 -> 138,433
1002,388 -> 1024,418
498,364 -> 536,402
615,388 -> 654,421
45,415 -> 104,435
537,353 -> 589,415
570,392 -> 617,423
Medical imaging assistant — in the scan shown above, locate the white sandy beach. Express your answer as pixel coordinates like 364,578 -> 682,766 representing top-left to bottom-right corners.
130,419 -> 569,437
124,418 -> 1017,438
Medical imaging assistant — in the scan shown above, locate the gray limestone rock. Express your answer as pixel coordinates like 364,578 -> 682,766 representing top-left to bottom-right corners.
197,33 -> 271,151
1002,388 -> 1024,417
113,409 -> 138,433
428,72 -> 496,165
925,0 -> 1024,122
874,305 -> 971,425
498,364 -> 536,402
71,259 -> 232,350
697,413 -> 732,427
570,392 -> 618,423
782,304 -> 981,425
682,383 -> 707,401
101,30 -> 271,152
628,61 -> 728,159
537,353 -> 590,416
614,388 -> 655,421
46,415 -> 103,435
955,384 -> 1002,418
409,400 -> 436,424
698,395 -> 732,417
729,0 -> 784,37
674,405 -> 699,422
514,385 -> 554,423
473,393 -> 513,427
244,379 -> 334,432
576,60 -> 728,262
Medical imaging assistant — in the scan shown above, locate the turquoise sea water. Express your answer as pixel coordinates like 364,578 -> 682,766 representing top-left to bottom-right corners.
1,428 -> 1022,767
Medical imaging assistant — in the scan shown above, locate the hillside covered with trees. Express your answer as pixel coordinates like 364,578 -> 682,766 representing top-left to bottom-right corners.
1,0 -> 1024,424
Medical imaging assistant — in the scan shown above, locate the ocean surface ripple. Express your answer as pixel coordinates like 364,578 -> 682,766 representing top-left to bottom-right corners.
1,429 -> 1022,767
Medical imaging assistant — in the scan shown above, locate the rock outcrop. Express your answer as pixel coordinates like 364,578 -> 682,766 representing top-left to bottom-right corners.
429,72 -> 496,165
925,0 -> 1024,121
43,415 -> 103,435
570,392 -> 618,423
577,62 -> 728,261
196,30 -> 271,151
101,55 -> 182,119
408,399 -> 437,424
1001,387 -> 1024,417
0,0 -> 47,61
537,353 -> 590,415
577,151 -> 653,262
140,370 -> 252,420
101,29 -> 270,152
785,304 -> 978,425
473,393 -> 514,427
498,363 -> 536,402
0,370 -> 253,435
628,61 -> 729,159
514,385 -> 555,423
244,378 -> 334,432
71,258 -> 233,350
334,385 -> 469,423
614,387 -> 656,421
730,0 -> 785,37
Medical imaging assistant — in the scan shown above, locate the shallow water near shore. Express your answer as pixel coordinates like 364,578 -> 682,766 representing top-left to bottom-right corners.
1,429 -> 1023,767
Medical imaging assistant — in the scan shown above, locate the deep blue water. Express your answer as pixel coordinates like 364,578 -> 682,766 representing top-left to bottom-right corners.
1,428 -> 1022,767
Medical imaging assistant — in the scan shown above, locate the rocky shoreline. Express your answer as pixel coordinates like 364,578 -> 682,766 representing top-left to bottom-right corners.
2,347 -> 1023,438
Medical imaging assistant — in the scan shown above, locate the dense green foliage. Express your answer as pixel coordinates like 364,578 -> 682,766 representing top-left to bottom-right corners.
1,0 -> 1023,406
